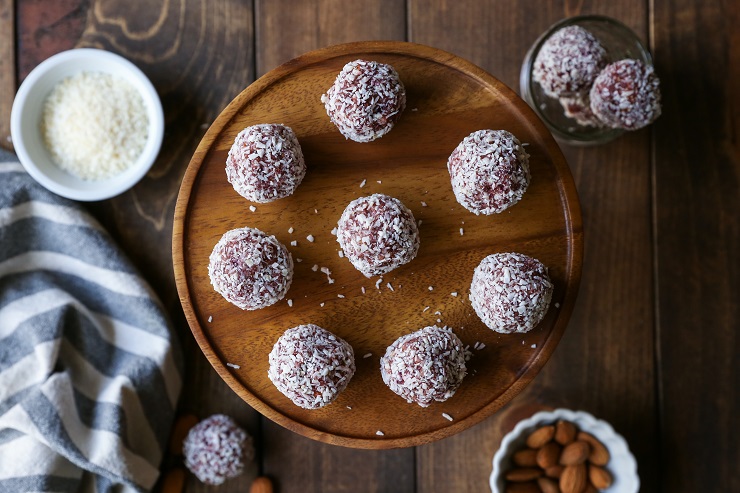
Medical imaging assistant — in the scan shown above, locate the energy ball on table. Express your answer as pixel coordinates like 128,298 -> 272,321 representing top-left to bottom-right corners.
336,193 -> 420,277
268,324 -> 356,409
559,94 -> 603,127
208,227 -> 293,310
533,25 -> 608,98
226,123 -> 306,203
321,59 -> 406,142
470,252 -> 554,334
381,325 -> 468,407
447,129 -> 530,215
590,59 -> 662,130
183,414 -> 254,485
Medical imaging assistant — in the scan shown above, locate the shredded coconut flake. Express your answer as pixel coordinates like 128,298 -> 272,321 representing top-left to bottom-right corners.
376,430 -> 384,436
387,282 -> 394,292
288,227 -> 294,234
360,179 -> 367,188
287,299 -> 293,307
306,235 -> 315,242
451,292 -> 458,297
226,363 -> 241,369
208,315 -> 213,323
442,413 -> 453,421
363,353 -> 373,359
290,240 -> 297,247
249,205 -> 256,212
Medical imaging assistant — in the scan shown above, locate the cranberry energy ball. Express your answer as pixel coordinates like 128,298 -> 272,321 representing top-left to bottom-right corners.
321,59 -> 406,142
381,325 -> 468,407
208,227 -> 293,310
447,129 -> 530,215
183,414 -> 254,485
559,94 -> 603,127
268,324 -> 356,409
590,59 -> 662,130
336,193 -> 420,277
533,25 -> 608,98
226,123 -> 306,203
470,252 -> 554,334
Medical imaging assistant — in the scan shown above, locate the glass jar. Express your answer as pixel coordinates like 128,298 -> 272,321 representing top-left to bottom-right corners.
520,15 -> 653,146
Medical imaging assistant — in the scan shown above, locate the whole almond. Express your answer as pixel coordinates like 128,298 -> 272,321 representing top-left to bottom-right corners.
526,425 -> 555,448
250,477 -> 274,493
578,432 -> 610,466
560,464 -> 587,493
536,442 -> 562,469
505,468 -> 542,482
513,448 -> 539,467
505,482 -> 540,493
545,465 -> 564,478
559,440 -> 590,466
588,465 -> 613,489
555,420 -> 577,445
537,476 -> 561,493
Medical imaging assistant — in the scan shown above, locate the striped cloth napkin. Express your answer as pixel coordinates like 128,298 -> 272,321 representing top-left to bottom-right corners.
0,157 -> 182,492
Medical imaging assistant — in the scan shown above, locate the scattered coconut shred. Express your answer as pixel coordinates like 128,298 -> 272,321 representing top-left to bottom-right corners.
41,71 -> 149,180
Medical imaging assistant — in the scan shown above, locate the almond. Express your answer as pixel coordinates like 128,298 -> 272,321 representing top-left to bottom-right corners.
545,465 -> 564,478
505,468 -> 542,482
168,414 -> 198,455
505,482 -> 540,493
537,476 -> 561,493
536,442 -> 562,469
250,477 -> 274,493
513,448 -> 539,467
577,432 -> 610,466
559,440 -> 590,465
588,465 -> 613,489
559,464 -> 587,493
555,420 -> 577,445
526,425 -> 555,448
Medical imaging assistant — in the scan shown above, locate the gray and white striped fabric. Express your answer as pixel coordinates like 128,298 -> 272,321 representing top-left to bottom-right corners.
0,158 -> 182,492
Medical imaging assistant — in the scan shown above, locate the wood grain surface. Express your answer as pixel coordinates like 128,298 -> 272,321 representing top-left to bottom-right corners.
0,0 -> 14,150
6,0 -> 739,492
174,41 -> 582,449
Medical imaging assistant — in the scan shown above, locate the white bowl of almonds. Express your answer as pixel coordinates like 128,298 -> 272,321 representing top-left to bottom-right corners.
11,48 -> 164,201
490,408 -> 639,493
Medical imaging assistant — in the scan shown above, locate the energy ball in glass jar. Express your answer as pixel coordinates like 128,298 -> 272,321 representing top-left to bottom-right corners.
533,25 -> 608,98
321,59 -> 406,142
590,59 -> 662,130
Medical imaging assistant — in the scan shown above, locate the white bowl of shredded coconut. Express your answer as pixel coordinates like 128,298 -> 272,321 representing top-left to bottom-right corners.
11,48 -> 164,201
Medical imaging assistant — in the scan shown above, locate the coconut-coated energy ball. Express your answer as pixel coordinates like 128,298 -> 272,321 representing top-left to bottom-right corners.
321,59 -> 406,142
336,193 -> 420,277
268,324 -> 356,409
533,25 -> 608,98
208,227 -> 293,310
381,325 -> 468,407
183,414 -> 254,485
559,94 -> 603,127
589,59 -> 662,130
447,129 -> 530,215
226,123 -> 306,203
470,252 -> 554,334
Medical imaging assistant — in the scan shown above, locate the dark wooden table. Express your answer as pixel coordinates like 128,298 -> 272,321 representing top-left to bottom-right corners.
1,1 -> 737,492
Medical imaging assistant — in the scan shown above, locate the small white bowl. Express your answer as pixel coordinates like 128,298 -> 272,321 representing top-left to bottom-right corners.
10,48 -> 164,201
490,408 -> 639,493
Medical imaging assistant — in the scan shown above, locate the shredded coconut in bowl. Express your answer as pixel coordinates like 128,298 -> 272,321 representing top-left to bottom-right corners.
41,71 -> 149,180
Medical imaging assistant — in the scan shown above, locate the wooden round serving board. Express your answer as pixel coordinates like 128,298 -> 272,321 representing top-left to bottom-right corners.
173,41 -> 582,449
